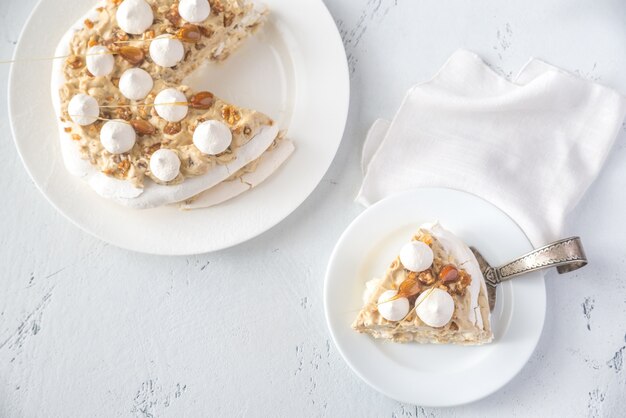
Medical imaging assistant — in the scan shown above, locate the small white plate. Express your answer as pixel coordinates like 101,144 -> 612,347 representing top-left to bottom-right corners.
9,0 -> 349,255
324,188 -> 546,407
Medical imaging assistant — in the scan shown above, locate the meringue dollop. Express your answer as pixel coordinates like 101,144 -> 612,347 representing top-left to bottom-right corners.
68,94 -> 99,126
100,120 -> 136,154
415,288 -> 455,328
377,290 -> 409,322
399,240 -> 434,272
119,68 -> 154,100
116,0 -> 154,35
178,0 -> 211,23
154,88 -> 188,122
86,45 -> 114,77
149,35 -> 185,68
193,120 -> 233,155
150,149 -> 181,182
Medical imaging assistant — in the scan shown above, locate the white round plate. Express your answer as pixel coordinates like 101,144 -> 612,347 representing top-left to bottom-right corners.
9,0 -> 349,255
324,188 -> 546,407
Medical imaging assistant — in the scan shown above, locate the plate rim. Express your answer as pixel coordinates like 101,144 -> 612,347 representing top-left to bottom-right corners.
8,0 -> 350,255
323,187 -> 546,407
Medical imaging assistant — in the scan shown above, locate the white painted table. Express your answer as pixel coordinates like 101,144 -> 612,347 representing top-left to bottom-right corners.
1,0 -> 625,416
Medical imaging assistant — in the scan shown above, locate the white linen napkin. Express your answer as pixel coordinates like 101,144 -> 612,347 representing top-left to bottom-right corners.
357,49 -> 626,246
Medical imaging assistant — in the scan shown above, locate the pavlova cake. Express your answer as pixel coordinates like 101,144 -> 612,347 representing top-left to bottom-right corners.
51,0 -> 293,209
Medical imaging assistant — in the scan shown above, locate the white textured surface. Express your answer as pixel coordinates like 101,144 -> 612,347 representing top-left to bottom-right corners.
1,0 -> 625,417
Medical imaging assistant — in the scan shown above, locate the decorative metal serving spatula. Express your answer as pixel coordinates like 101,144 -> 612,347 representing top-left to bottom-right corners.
470,237 -> 587,311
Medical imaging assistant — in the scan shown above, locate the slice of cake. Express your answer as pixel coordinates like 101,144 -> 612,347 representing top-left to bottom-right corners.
352,222 -> 493,345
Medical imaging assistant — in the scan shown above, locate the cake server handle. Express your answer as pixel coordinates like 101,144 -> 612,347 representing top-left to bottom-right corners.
482,237 -> 587,287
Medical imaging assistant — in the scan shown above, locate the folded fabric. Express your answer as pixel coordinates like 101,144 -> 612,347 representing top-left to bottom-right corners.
357,49 -> 626,246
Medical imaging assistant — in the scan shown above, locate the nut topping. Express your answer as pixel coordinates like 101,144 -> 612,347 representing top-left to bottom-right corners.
114,106 -> 133,121
221,105 -> 241,125
117,160 -> 131,176
199,26 -> 214,38
190,91 -> 215,109
447,271 -> 472,295
177,24 -> 202,43
211,0 -> 226,14
163,122 -> 182,135
223,13 -> 235,27
130,119 -> 156,136
439,265 -> 459,283
144,143 -> 161,155
119,46 -> 145,65
417,270 -> 436,285
166,4 -> 183,27
66,55 -> 83,69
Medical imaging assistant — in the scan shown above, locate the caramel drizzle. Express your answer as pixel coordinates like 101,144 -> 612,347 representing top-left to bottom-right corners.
114,24 -> 202,45
66,102 -> 189,123
68,91 -> 214,116
98,102 -> 189,109
378,275 -> 422,304
0,49 -> 139,64
376,282 -> 435,307
0,51 -> 116,64
1,23 -> 204,64
0,56 -> 72,64
340,285 -> 437,316
67,115 -> 116,123
401,286 -> 436,321
67,99 -> 203,122
373,285 -> 437,321
67,101 -> 187,124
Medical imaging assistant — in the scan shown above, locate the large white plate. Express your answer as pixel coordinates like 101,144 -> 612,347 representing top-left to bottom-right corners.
9,0 -> 349,255
324,188 -> 546,407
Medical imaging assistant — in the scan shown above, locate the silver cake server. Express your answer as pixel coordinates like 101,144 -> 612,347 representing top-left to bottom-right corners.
470,237 -> 587,311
